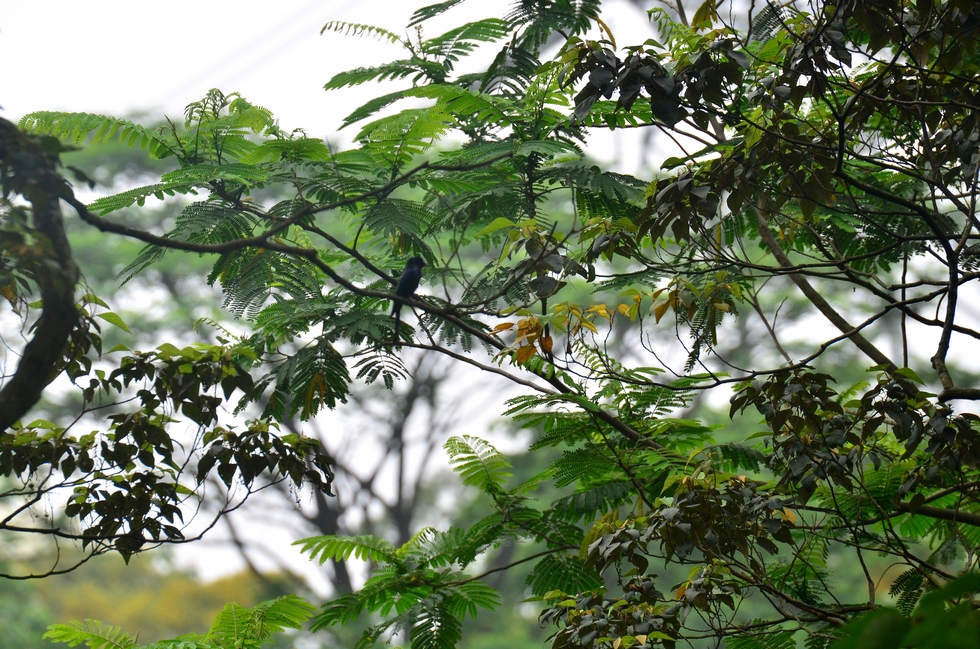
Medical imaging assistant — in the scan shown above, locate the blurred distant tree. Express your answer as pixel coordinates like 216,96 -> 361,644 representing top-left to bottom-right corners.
44,590 -> 313,649
0,572 -> 52,649
10,0 -> 980,647
29,552 -> 291,644
223,354 -> 465,594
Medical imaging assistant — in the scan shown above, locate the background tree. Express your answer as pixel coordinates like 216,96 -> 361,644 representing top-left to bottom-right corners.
212,353 -> 479,598
12,0 -> 980,648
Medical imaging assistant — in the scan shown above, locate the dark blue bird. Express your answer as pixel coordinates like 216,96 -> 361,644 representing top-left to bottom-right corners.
392,256 -> 425,342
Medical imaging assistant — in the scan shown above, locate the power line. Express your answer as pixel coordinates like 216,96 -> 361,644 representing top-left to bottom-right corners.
151,0 -> 360,109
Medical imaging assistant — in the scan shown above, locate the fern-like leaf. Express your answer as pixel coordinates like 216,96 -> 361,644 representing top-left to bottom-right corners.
44,620 -> 137,649
264,337 -> 351,421
443,580 -> 501,618
526,553 -> 604,596
294,534 -> 398,564
356,107 -> 452,170
410,599 -> 462,649
19,111 -> 176,158
363,198 -> 437,237
321,21 -> 403,44
705,442 -> 767,473
215,247 -> 322,321
889,568 -> 925,615
85,164 -> 270,216
549,482 -> 635,523
422,19 -> 511,63
551,448 -> 618,489
725,629 -> 797,649
239,136 -> 332,164
342,84 -> 513,130
444,435 -> 511,493
250,595 -> 316,638
325,61 -> 440,90
409,0 -> 468,26
87,182 -> 198,216
481,45 -> 541,95
353,352 -> 410,389
205,602 -> 252,647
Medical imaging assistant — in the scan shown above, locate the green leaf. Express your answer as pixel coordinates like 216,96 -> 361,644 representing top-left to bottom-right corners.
294,534 -> 398,564
410,599 -> 462,649
831,609 -> 909,649
44,620 -> 137,649
95,312 -> 131,333
444,435 -> 511,492
19,111 -> 174,157
409,0 -> 469,26
321,20 -> 403,44
526,553 -> 603,596
472,217 -> 518,239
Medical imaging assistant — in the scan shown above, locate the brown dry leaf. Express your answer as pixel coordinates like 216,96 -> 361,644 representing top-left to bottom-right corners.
516,345 -> 538,364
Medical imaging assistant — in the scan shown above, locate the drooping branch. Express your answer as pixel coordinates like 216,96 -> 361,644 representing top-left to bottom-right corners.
753,200 -> 897,372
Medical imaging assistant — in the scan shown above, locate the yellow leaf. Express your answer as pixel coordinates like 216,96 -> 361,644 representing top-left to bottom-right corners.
782,508 -> 797,524
713,302 -> 730,312
305,374 -> 327,411
518,316 -> 540,331
540,335 -> 554,354
580,319 -> 598,333
492,322 -> 515,333
617,303 -> 631,316
691,0 -> 718,25
654,299 -> 671,323
594,15 -> 617,48
589,304 -> 610,319
676,584 -> 687,600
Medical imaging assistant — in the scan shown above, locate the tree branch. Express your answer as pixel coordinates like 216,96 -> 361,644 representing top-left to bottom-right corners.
0,119 -> 80,432
753,201 -> 896,372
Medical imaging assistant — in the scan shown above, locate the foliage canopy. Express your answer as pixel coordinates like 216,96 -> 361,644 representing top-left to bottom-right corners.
6,0 -> 980,646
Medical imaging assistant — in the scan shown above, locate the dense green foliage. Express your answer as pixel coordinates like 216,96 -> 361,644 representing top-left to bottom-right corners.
0,116 -> 334,574
6,0 -> 980,646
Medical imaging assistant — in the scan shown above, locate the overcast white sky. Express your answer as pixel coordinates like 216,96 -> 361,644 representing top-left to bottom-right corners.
1,0 -> 510,134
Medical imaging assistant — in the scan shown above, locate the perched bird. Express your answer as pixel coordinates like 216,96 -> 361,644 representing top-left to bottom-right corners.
392,256 -> 426,342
